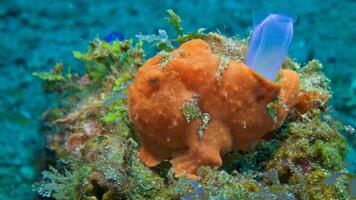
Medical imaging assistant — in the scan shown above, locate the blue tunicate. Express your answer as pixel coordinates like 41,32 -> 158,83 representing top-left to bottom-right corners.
245,13 -> 294,81
103,31 -> 124,43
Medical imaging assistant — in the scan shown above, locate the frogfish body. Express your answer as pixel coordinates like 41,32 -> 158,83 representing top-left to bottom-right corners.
128,39 -> 300,177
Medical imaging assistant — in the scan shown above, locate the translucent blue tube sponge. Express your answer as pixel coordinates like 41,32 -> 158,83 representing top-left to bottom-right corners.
245,13 -> 294,81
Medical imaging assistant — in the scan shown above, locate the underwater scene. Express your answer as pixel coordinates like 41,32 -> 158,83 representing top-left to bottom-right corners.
0,0 -> 355,199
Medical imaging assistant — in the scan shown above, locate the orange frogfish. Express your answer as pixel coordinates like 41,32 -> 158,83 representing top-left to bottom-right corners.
127,38 -> 305,177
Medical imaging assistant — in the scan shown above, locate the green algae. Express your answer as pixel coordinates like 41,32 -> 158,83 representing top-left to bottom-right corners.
101,73 -> 131,125
33,165 -> 92,200
158,50 -> 172,69
33,63 -> 69,81
267,115 -> 347,171
165,9 -> 184,37
267,100 -> 279,124
216,56 -> 230,82
33,10 -> 354,200
73,38 -> 144,82
181,93 -> 202,123
181,93 -> 211,140
266,97 -> 288,124
299,59 -> 331,96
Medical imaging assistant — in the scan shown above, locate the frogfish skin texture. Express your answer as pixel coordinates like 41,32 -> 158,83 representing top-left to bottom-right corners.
128,39 -> 300,177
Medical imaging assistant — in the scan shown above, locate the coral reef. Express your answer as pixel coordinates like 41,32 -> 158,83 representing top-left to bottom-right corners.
32,10 -> 355,199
